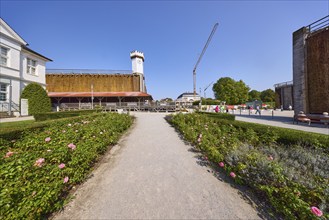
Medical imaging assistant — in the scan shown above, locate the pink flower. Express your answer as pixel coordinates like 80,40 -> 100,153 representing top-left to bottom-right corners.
311,206 -> 323,217
34,158 -> 45,167
62,130 -> 66,133
4,151 -> 14,158
197,137 -> 202,143
45,137 -> 51,142
230,172 -> 236,178
199,134 -> 203,138
63,176 -> 69,183
67,143 -> 76,150
219,162 -> 224,167
268,155 -> 274,160
58,163 -> 65,169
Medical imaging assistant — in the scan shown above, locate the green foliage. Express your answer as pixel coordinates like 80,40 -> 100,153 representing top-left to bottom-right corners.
199,112 -> 235,121
0,113 -> 133,219
34,110 -> 98,121
169,113 -> 329,219
260,89 -> 276,102
21,83 -> 51,115
248,90 -> 261,101
212,77 -> 250,105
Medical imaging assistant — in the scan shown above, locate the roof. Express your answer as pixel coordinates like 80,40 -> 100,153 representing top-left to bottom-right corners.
0,17 -> 28,45
177,92 -> 199,99
48,92 -> 152,99
22,45 -> 52,62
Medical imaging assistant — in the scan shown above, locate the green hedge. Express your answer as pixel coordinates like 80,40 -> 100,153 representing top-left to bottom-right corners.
199,112 -> 235,121
34,110 -> 98,121
229,119 -> 328,151
169,113 -> 329,219
1,113 -> 133,219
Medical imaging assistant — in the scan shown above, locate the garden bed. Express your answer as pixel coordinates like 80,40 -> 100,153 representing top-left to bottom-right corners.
169,113 -> 328,219
0,113 -> 133,219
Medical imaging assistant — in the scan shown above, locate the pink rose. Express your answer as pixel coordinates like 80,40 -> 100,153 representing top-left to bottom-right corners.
63,176 -> 69,183
34,158 -> 45,167
311,206 -> 323,217
45,137 -> 51,142
219,162 -> 224,167
58,163 -> 65,169
230,172 -> 236,178
67,143 -> 76,150
4,151 -> 14,158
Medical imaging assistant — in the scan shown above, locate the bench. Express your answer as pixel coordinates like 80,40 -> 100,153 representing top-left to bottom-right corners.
294,114 -> 311,125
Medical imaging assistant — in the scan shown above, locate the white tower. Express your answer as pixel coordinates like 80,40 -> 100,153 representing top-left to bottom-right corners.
130,50 -> 145,92
130,50 -> 144,74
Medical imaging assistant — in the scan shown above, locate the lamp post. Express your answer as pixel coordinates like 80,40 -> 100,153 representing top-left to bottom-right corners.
91,83 -> 94,110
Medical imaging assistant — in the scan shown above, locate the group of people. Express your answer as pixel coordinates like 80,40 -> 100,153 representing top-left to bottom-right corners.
214,105 -> 261,115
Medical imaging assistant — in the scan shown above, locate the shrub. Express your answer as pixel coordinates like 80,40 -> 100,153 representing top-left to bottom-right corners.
0,113 -> 133,219
21,83 -> 51,115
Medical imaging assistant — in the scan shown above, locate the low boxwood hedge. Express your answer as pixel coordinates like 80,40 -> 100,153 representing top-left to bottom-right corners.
199,112 -> 236,121
34,110 -> 98,121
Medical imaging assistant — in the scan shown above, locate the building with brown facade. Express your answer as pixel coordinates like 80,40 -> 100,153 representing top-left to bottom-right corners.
293,15 -> 329,114
46,51 -> 153,110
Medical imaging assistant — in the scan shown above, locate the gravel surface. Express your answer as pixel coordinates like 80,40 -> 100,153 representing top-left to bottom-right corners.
53,112 -> 263,219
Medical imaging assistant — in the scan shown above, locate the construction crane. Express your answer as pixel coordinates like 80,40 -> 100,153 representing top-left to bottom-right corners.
203,81 -> 214,98
193,23 -> 219,96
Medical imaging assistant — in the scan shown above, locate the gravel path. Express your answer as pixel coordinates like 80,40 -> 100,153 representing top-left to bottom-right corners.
53,112 -> 262,219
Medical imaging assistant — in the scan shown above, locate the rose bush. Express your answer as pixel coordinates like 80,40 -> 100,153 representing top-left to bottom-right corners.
0,113 -> 133,219
169,113 -> 328,219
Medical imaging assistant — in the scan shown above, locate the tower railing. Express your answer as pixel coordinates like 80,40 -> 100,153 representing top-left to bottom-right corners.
46,69 -> 133,74
307,15 -> 329,34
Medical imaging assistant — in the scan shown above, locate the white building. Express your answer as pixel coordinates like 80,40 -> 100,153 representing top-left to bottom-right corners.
176,92 -> 201,103
0,18 -> 52,116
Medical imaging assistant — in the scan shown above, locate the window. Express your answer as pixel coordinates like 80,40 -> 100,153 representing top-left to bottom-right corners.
0,84 -> 7,101
0,47 -> 9,66
27,58 -> 37,75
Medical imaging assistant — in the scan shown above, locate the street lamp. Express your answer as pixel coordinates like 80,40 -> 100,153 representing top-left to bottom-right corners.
91,83 -> 94,110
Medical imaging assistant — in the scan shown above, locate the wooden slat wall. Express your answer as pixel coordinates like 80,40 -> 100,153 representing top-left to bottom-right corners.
306,29 -> 329,113
46,74 -> 141,92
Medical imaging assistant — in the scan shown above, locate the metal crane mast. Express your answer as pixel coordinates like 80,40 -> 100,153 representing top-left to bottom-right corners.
203,81 -> 214,98
193,23 -> 219,96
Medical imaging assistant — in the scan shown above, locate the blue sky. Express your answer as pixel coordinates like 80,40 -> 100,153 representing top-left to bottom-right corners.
1,0 -> 328,100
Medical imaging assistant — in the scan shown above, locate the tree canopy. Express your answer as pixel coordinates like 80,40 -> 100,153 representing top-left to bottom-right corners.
260,89 -> 275,102
212,77 -> 250,105
248,90 -> 261,101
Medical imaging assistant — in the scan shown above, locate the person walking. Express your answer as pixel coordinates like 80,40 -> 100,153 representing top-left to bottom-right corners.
255,105 -> 261,115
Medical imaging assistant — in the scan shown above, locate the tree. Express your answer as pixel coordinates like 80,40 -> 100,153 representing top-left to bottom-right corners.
21,83 -> 51,115
260,89 -> 275,102
248,90 -> 261,101
212,77 -> 250,104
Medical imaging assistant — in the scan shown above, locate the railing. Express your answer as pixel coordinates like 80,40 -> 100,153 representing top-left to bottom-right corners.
0,101 -> 20,113
57,101 -> 189,112
274,81 -> 293,88
46,69 -> 133,75
307,15 -> 329,34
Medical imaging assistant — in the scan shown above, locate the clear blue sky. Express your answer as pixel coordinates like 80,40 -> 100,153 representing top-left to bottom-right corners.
1,0 -> 328,100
